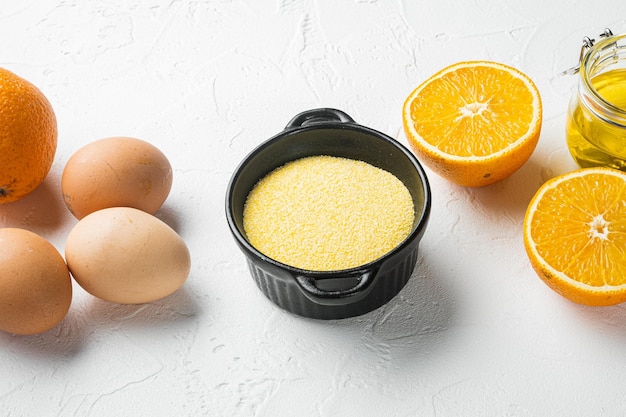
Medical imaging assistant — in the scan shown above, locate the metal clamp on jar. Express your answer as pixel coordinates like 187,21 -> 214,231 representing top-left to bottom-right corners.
564,28 -> 626,170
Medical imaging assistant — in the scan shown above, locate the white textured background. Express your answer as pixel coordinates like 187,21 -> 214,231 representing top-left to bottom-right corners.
1,1 -> 626,416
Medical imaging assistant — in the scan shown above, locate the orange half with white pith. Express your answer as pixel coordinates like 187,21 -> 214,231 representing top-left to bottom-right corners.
402,61 -> 542,187
524,167 -> 626,306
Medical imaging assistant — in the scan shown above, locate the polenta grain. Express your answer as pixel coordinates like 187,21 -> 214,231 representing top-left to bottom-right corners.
243,155 -> 414,271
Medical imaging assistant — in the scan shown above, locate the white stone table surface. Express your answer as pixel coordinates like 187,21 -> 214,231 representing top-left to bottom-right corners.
1,1 -> 626,416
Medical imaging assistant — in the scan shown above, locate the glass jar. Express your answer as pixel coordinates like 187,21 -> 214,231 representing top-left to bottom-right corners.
566,29 -> 626,169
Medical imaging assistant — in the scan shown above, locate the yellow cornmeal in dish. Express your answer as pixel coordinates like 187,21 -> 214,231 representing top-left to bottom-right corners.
243,155 -> 415,271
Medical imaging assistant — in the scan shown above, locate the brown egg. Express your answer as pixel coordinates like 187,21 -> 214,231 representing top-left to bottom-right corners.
65,207 -> 191,304
62,136 -> 173,219
0,228 -> 72,335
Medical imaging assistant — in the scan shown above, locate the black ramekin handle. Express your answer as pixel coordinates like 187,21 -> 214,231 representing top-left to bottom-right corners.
295,269 -> 377,306
285,108 -> 355,129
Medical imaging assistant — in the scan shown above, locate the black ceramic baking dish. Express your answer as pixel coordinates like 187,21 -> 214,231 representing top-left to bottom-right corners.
226,108 -> 431,319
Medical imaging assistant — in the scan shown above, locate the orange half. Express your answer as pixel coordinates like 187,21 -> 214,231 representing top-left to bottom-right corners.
523,167 -> 626,306
402,61 -> 542,187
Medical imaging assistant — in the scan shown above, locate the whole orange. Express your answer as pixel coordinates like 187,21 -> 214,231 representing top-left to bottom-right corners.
0,68 -> 57,204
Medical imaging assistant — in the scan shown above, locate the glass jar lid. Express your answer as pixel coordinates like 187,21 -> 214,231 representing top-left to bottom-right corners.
562,28 -> 615,76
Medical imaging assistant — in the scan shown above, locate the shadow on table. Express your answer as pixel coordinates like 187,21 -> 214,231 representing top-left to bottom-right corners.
454,158 -> 546,225
313,254 -> 458,363
0,175 -> 69,233
78,285 -> 199,331
0,286 -> 199,360
572,302 -> 626,335
154,201 -> 183,234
